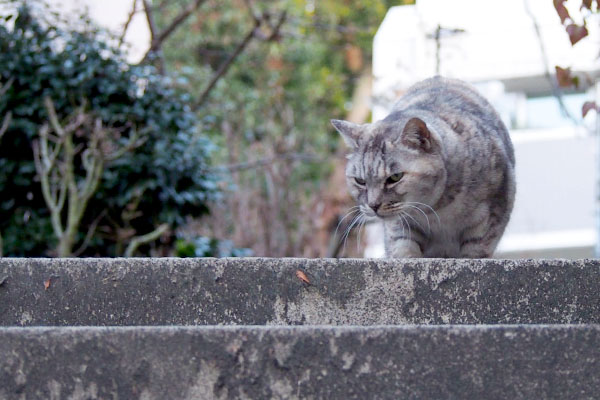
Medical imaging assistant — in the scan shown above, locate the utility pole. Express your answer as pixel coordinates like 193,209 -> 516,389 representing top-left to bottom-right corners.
595,82 -> 600,257
427,25 -> 465,75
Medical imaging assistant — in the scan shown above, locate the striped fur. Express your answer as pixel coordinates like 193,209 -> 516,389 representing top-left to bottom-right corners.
332,76 -> 515,258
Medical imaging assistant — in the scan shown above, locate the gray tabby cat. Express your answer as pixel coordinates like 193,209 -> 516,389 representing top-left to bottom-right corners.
332,76 -> 515,258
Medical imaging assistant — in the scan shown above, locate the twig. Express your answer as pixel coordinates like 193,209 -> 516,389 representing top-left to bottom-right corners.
141,0 -> 166,73
267,11 -> 287,41
140,0 -> 207,63
243,0 -> 260,24
35,97 -> 138,256
104,125 -> 146,162
0,78 -> 14,144
524,0 -> 579,125
118,0 -> 139,48
194,21 -> 260,108
142,0 -> 157,40
72,209 -> 107,257
194,10 -> 287,108
124,223 -> 169,257
0,77 -> 13,98
0,111 -> 11,143
33,123 -> 66,238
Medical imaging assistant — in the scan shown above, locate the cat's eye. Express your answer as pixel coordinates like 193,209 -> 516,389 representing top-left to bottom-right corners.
354,177 -> 366,186
386,173 -> 404,185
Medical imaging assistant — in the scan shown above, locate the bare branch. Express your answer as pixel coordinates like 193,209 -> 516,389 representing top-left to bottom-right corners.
44,96 -> 66,137
0,111 -> 11,143
141,0 -> 207,63
118,0 -> 139,48
33,126 -> 65,238
0,77 -> 14,98
194,22 -> 260,108
194,11 -> 286,109
155,0 -> 206,46
72,209 -> 107,257
36,97 -> 138,256
142,0 -> 158,40
140,0 -> 167,72
267,11 -> 287,41
124,223 -> 169,257
104,125 -> 146,162
524,0 -> 579,125
0,78 -> 14,144
243,0 -> 260,24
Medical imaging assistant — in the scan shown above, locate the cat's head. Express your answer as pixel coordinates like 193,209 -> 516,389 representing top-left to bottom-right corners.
332,117 -> 447,219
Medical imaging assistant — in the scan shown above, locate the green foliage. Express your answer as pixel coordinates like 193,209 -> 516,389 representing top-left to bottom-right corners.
153,0 -> 410,255
128,0 -> 403,255
0,4 -> 218,256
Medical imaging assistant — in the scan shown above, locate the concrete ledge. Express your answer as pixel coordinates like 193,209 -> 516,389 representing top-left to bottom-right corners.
1,325 -> 599,399
1,258 -> 600,325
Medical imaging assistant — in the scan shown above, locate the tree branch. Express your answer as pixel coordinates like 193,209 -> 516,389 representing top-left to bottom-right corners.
33,124 -> 65,238
0,77 -> 13,98
156,0 -> 206,45
140,0 -> 207,63
36,97 -> 137,256
242,0 -> 261,24
124,223 -> 169,257
142,0 -> 157,40
72,209 -> 107,257
104,125 -> 146,162
194,11 -> 286,109
0,111 -> 11,144
524,0 -> 579,125
0,78 -> 13,145
118,0 -> 139,48
140,0 -> 167,72
194,22 -> 259,108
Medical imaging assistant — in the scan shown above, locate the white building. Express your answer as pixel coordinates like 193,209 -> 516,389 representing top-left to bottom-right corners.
369,0 -> 600,258
47,0 -> 149,63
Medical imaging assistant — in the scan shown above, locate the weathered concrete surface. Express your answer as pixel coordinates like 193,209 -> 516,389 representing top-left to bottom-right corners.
1,325 -> 599,399
1,258 -> 600,325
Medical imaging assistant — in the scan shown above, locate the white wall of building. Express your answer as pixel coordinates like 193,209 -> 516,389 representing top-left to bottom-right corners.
50,0 -> 149,63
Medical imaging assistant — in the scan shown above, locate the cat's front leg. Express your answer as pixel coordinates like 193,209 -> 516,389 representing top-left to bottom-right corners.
386,238 -> 423,258
384,220 -> 424,258
458,208 -> 498,258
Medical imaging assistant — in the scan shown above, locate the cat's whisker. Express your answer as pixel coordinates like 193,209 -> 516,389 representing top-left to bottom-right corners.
405,202 -> 441,226
356,214 -> 368,254
399,213 -> 412,242
401,204 -> 431,234
341,212 -> 363,256
334,207 -> 361,245
402,208 -> 429,234
395,212 -> 407,240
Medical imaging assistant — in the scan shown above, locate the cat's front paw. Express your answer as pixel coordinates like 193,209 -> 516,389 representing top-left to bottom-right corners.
386,240 -> 423,258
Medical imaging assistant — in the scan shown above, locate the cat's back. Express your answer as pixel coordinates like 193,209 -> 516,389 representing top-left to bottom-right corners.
393,76 -> 493,117
390,76 -> 514,165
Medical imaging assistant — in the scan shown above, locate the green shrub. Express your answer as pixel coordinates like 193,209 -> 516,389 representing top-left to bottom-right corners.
0,4 -> 219,256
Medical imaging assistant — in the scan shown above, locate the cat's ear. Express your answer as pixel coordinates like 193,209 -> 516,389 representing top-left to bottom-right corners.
331,119 -> 360,149
401,117 -> 433,152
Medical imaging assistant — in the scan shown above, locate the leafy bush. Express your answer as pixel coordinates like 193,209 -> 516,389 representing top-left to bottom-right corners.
0,4 -> 219,256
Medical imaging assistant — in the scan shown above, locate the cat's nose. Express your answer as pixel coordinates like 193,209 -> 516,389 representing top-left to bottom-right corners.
369,203 -> 381,213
